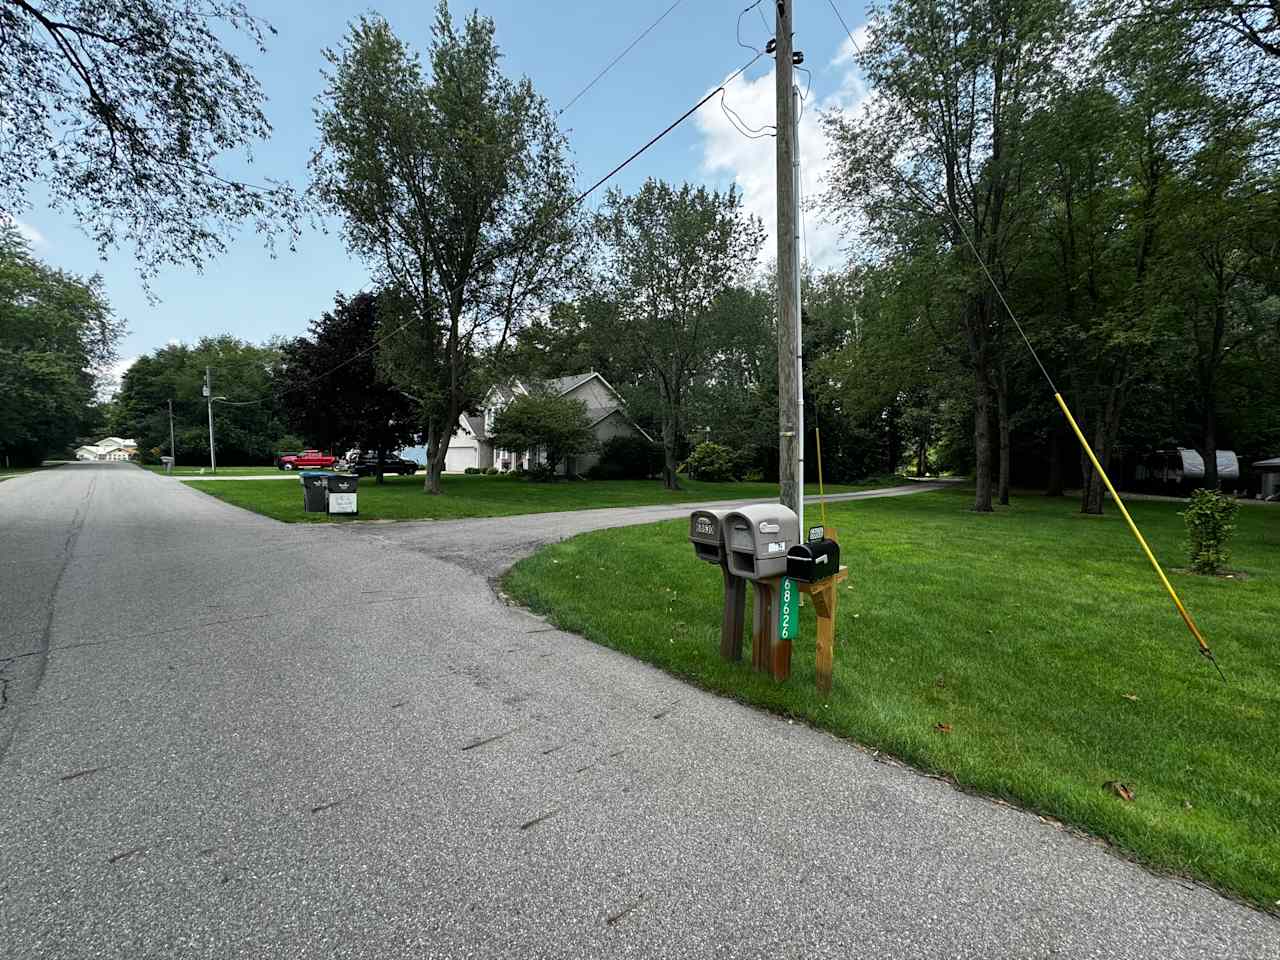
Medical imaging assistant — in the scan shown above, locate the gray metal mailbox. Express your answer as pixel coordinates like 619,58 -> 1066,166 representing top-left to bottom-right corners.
723,504 -> 800,581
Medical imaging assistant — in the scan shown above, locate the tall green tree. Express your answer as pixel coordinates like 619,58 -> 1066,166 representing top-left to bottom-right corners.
825,0 -> 1070,511
0,0 -> 300,280
278,291 -> 418,483
1159,135 -> 1280,486
593,179 -> 764,489
0,224 -> 120,465
115,336 -> 287,465
311,4 -> 583,494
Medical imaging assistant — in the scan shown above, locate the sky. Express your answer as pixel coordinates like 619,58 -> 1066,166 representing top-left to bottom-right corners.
11,0 -> 871,393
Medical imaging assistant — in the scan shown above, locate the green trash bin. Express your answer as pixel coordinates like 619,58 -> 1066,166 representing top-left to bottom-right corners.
300,470 -> 334,513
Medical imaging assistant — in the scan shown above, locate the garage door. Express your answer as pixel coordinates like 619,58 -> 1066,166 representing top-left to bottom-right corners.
444,445 -> 477,473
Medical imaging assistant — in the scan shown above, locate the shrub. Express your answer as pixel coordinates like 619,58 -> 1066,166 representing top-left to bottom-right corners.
464,466 -> 481,475
484,467 -> 499,475
528,462 -> 557,482
685,441 -> 737,482
588,434 -> 662,480
1181,488 -> 1239,575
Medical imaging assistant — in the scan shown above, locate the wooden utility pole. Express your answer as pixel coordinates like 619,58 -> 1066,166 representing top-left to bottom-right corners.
776,0 -> 802,525
205,366 -> 217,474
168,399 -> 176,465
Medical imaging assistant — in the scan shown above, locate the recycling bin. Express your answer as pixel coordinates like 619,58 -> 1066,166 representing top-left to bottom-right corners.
300,470 -> 334,513
326,473 -> 359,515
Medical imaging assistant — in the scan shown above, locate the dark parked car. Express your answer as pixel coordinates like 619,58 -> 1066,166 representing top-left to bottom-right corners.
345,453 -> 420,477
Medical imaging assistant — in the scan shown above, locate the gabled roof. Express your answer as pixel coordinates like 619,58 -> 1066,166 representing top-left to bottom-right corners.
1254,457 -> 1280,469
586,406 -> 655,443
543,372 -> 597,396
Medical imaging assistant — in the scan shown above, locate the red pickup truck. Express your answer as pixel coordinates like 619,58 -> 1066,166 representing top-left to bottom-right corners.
277,449 -> 337,471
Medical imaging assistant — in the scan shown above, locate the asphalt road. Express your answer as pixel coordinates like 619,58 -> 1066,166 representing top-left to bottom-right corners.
1,463 -> 1275,959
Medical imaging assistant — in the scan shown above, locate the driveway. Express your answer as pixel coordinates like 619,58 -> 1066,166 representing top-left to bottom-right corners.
0,463 -> 1275,959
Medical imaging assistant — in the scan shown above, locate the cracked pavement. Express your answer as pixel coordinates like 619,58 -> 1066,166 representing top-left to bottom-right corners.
1,463 -> 1276,958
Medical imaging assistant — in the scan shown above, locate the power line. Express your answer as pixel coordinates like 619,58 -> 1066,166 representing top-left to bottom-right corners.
559,0 -> 685,115
720,89 -> 776,139
570,51 -> 766,206
216,50 -> 767,408
737,0 -> 769,54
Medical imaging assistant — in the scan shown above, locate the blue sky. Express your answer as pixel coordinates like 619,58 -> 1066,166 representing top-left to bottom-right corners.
13,0 -> 869,389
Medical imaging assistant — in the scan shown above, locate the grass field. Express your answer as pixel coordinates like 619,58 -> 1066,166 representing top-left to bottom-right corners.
139,464 -> 285,476
183,472 -> 898,522
503,487 -> 1280,908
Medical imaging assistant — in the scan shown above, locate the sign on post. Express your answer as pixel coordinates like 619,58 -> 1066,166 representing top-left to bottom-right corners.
777,576 -> 799,641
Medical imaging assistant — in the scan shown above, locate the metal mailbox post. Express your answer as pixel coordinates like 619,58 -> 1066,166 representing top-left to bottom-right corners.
722,505 -> 800,679
688,509 -> 748,662
690,505 -> 849,693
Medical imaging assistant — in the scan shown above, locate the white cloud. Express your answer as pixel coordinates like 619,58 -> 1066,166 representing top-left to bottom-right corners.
695,39 -> 871,272
97,355 -> 139,401
830,24 -> 871,71
1,213 -> 46,247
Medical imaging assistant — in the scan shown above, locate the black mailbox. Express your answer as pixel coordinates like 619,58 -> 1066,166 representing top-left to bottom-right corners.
786,538 -> 840,583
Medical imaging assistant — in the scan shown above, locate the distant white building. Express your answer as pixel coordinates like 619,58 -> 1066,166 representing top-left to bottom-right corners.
75,437 -> 137,462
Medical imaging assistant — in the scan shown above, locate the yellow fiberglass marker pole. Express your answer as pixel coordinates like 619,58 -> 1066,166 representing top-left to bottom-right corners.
1055,393 -> 1224,679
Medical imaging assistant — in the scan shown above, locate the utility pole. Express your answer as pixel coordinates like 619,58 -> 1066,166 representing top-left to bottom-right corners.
776,0 -> 803,530
204,367 -> 217,474
168,399 -> 176,464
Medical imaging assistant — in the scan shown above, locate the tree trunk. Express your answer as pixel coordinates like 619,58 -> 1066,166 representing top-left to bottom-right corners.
426,436 -> 448,494
916,438 -> 928,478
973,375 -> 994,512
422,420 -> 436,492
886,403 -> 901,475
661,412 -> 680,490
1081,427 -> 1105,515
1046,423 -> 1064,496
1201,399 -> 1218,490
375,445 -> 385,485
997,364 -> 1011,506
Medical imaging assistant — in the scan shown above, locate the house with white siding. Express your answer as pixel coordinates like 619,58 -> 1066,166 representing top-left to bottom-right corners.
75,437 -> 137,462
443,372 -> 651,475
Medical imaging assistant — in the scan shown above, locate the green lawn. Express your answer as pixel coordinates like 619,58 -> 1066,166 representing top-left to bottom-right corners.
139,464 -> 283,476
504,487 -> 1280,908
183,473 -> 899,522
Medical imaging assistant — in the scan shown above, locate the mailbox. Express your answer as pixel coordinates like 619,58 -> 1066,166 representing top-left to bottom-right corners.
688,507 -> 749,663
723,504 -> 800,580
689,508 -> 731,565
786,538 -> 841,583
